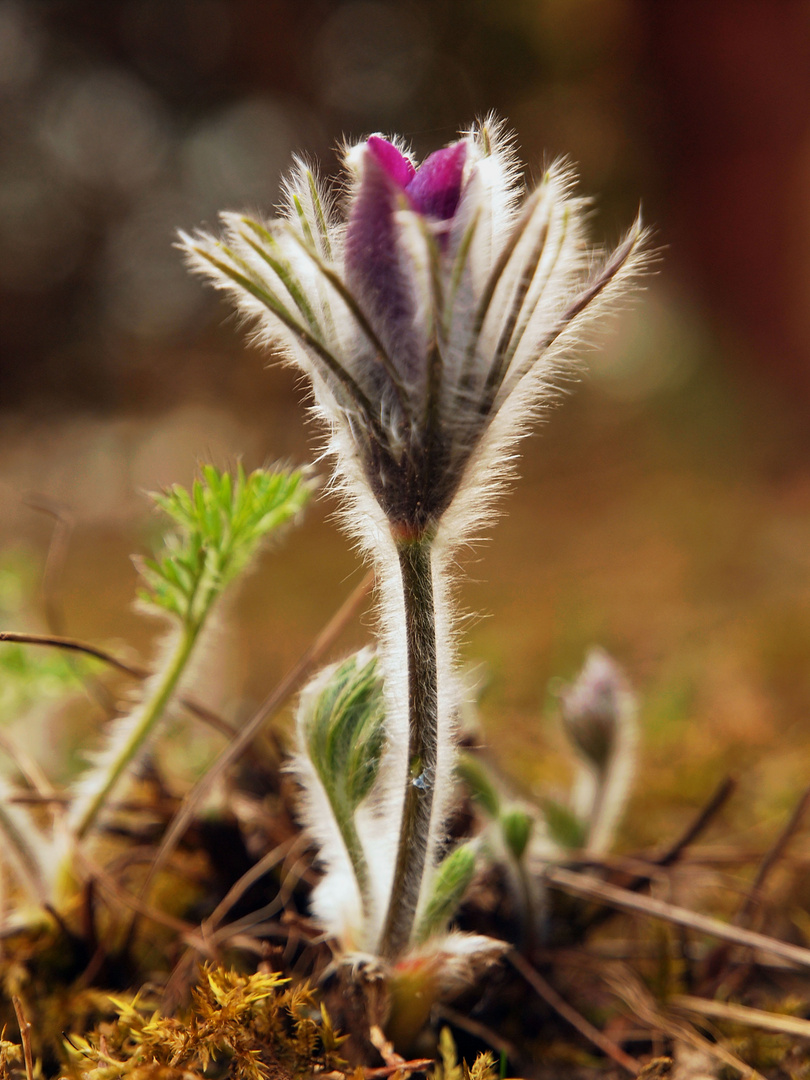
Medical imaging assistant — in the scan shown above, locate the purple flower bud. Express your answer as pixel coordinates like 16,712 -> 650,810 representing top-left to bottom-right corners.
405,143 -> 467,220
344,141 -> 420,384
366,136 -> 467,220
559,649 -> 634,772
344,137 -> 468,391
184,118 -> 647,543
366,136 -> 416,188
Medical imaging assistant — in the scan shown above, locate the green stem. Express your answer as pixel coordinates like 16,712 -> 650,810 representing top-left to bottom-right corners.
511,854 -> 538,952
331,799 -> 374,926
379,537 -> 438,958
585,761 -> 613,855
72,624 -> 201,840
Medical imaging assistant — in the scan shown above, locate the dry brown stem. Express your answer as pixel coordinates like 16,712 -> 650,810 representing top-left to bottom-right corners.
11,996 -> 34,1080
546,865 -> 810,970
508,950 -> 640,1074
0,629 -> 238,737
671,995 -> 810,1039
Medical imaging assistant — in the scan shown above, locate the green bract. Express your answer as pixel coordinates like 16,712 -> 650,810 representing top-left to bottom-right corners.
297,651 -> 386,927
500,807 -> 534,863
414,842 -> 477,944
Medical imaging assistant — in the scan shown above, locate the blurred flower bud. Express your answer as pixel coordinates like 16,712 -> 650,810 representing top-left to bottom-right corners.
456,751 -> 501,819
558,648 -> 634,773
500,806 -> 534,862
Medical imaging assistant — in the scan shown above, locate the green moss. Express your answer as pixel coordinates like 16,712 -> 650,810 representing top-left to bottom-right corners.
63,964 -> 346,1080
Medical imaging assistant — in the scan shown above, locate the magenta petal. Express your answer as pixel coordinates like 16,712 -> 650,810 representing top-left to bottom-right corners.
406,141 -> 467,220
345,147 -> 421,382
366,135 -> 416,190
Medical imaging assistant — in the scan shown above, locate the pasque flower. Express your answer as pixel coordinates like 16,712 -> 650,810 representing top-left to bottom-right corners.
182,118 -> 647,960
559,647 -> 638,854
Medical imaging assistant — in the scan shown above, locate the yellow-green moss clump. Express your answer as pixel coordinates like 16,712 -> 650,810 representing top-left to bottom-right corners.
62,965 -> 346,1080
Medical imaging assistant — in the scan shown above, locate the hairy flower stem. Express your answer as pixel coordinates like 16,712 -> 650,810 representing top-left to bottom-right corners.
333,794 -> 374,925
72,624 -> 200,840
379,537 -> 438,958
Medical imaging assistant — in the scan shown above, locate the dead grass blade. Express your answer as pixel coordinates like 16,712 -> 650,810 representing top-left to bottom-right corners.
508,950 -> 640,1074
584,776 -> 736,934
12,996 -> 34,1080
546,865 -> 810,971
736,784 -> 810,929
655,777 -> 737,869
671,995 -> 810,1039
602,965 -> 765,1080
203,837 -> 295,931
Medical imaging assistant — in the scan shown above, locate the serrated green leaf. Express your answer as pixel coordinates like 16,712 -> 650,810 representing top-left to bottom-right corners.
139,464 -> 314,625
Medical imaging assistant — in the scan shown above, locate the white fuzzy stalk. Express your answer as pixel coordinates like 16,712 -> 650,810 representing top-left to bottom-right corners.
66,622 -> 199,841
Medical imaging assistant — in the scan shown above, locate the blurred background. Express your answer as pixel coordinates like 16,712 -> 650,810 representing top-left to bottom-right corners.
2,0 -> 810,849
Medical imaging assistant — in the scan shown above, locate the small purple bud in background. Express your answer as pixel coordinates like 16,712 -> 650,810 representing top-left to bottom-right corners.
559,648 -> 634,773
558,648 -> 638,855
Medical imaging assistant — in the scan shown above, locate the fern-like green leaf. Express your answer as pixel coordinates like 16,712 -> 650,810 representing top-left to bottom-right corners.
140,463 -> 314,627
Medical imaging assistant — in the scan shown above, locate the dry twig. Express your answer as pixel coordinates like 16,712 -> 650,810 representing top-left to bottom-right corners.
12,996 -> 34,1080
546,865 -> 810,970
736,784 -> 810,929
508,950 -> 640,1074
671,995 -> 810,1039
